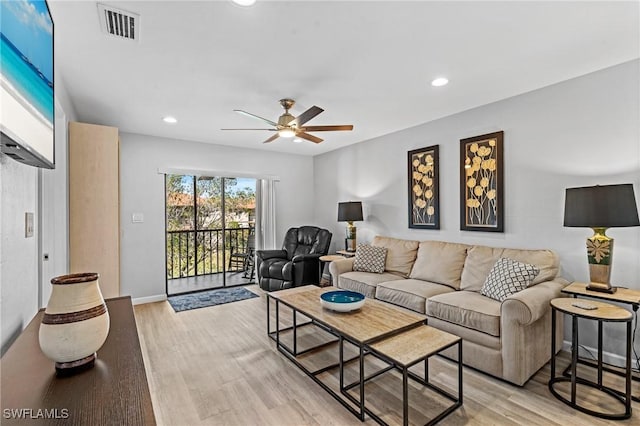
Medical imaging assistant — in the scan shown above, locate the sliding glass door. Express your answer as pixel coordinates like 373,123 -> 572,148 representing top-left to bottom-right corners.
165,174 -> 256,295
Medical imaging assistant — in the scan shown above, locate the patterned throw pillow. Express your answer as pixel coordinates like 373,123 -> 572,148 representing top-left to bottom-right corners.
353,244 -> 388,274
481,257 -> 540,302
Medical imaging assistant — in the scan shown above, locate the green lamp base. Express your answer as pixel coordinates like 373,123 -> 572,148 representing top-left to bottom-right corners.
586,227 -> 615,294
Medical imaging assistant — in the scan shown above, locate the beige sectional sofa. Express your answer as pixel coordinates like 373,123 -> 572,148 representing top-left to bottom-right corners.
329,236 -> 568,386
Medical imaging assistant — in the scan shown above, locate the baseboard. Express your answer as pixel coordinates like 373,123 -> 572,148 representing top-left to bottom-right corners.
562,340 -> 638,369
132,294 -> 167,305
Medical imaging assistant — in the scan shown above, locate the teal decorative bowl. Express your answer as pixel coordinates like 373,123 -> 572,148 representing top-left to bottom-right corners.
320,290 -> 365,312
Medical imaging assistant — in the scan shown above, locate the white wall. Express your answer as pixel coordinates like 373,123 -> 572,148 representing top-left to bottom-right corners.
314,60 -> 640,361
0,157 -> 39,354
0,77 -> 77,355
38,100 -> 70,308
119,133 -> 315,300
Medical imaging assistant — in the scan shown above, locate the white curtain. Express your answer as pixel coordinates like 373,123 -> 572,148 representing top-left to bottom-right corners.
255,178 -> 277,250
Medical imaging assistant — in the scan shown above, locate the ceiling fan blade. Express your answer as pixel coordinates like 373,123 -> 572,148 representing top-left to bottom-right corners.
288,106 -> 324,127
296,132 -> 323,144
234,110 -> 278,126
299,125 -> 354,132
221,128 -> 277,131
263,134 -> 280,144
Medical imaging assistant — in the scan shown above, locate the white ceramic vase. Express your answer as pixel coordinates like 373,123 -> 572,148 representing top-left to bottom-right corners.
39,272 -> 110,373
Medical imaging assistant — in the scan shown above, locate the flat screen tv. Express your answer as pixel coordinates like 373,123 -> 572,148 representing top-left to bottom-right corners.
0,0 -> 54,169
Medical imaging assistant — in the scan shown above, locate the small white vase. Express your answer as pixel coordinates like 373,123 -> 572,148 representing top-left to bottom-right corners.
39,272 -> 110,373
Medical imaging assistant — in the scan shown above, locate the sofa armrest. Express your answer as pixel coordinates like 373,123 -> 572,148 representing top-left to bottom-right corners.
328,257 -> 355,278
502,278 -> 569,326
500,277 -> 568,385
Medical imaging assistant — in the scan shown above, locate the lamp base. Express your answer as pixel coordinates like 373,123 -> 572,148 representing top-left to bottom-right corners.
586,229 -> 615,294
586,283 -> 617,294
345,223 -> 357,252
345,238 -> 356,252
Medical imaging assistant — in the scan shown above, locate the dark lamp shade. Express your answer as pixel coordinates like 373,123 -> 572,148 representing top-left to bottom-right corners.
338,201 -> 363,222
564,184 -> 640,228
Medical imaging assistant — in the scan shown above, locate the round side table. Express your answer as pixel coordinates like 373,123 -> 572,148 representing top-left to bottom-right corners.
549,297 -> 632,420
319,255 -> 347,287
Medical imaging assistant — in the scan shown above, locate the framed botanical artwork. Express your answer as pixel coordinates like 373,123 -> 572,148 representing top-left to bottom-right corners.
460,131 -> 504,232
408,145 -> 439,229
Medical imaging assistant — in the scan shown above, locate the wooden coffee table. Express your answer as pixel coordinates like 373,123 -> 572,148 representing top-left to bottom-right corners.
267,286 -> 462,424
367,325 -> 462,425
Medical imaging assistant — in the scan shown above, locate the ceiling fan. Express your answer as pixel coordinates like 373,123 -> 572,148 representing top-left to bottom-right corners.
221,98 -> 353,144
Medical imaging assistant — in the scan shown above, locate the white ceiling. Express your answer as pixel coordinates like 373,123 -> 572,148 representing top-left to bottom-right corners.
49,1 -> 639,156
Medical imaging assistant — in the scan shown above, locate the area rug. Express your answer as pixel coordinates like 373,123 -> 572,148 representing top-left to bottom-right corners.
168,287 -> 259,312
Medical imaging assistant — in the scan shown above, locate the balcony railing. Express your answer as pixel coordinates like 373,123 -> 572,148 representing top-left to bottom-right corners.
166,227 -> 253,279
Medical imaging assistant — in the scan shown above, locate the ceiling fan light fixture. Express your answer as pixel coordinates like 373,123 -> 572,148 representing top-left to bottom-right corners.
278,128 -> 296,138
231,0 -> 256,6
431,77 -> 449,87
223,98 -> 353,145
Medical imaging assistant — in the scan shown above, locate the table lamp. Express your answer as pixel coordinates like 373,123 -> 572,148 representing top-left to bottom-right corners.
338,201 -> 363,252
563,184 -> 640,293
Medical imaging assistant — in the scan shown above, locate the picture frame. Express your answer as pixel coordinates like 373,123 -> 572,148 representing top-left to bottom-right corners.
460,131 -> 504,232
408,145 -> 440,229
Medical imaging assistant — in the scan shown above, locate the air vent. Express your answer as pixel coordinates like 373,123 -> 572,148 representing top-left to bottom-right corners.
98,4 -> 139,41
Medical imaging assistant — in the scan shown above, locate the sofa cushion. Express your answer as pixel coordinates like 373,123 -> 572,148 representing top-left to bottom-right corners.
409,241 -> 469,290
460,245 -> 559,292
338,271 -> 405,298
427,316 -> 501,350
375,279 -> 455,314
481,258 -> 540,302
426,291 -> 501,337
353,244 -> 387,273
372,236 -> 419,277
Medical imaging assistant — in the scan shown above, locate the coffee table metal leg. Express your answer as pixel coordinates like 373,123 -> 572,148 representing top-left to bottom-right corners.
293,308 -> 297,355
425,358 -> 429,382
266,295 -> 270,335
275,300 -> 280,348
402,367 -> 409,426
359,345 -> 365,421
458,339 -> 463,405
339,336 -> 344,391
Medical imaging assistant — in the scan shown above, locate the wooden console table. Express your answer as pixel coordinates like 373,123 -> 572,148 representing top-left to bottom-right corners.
0,296 -> 156,425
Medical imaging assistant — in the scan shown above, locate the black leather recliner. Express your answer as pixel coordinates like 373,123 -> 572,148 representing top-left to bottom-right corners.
256,226 -> 332,291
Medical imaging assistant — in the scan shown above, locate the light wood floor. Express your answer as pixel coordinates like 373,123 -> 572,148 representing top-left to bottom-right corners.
134,285 -> 640,425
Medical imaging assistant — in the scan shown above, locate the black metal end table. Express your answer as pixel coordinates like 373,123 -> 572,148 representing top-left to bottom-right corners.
549,297 -> 633,420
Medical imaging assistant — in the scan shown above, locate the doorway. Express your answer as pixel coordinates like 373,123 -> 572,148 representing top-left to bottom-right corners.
165,174 -> 256,295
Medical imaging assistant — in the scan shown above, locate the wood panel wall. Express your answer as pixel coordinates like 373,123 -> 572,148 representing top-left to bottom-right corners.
69,122 -> 120,298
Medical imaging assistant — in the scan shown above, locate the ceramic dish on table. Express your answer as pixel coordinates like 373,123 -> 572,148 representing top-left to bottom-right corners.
320,290 -> 365,312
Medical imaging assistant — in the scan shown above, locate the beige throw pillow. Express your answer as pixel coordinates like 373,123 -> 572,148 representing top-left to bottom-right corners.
409,241 -> 469,289
371,236 -> 419,277
460,245 -> 559,292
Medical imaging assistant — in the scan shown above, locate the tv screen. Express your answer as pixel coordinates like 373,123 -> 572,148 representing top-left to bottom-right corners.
0,0 -> 54,169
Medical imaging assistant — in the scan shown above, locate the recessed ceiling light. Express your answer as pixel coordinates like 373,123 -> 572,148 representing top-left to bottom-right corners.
293,138 -> 302,143
431,77 -> 449,87
232,0 -> 256,6
162,116 -> 177,124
